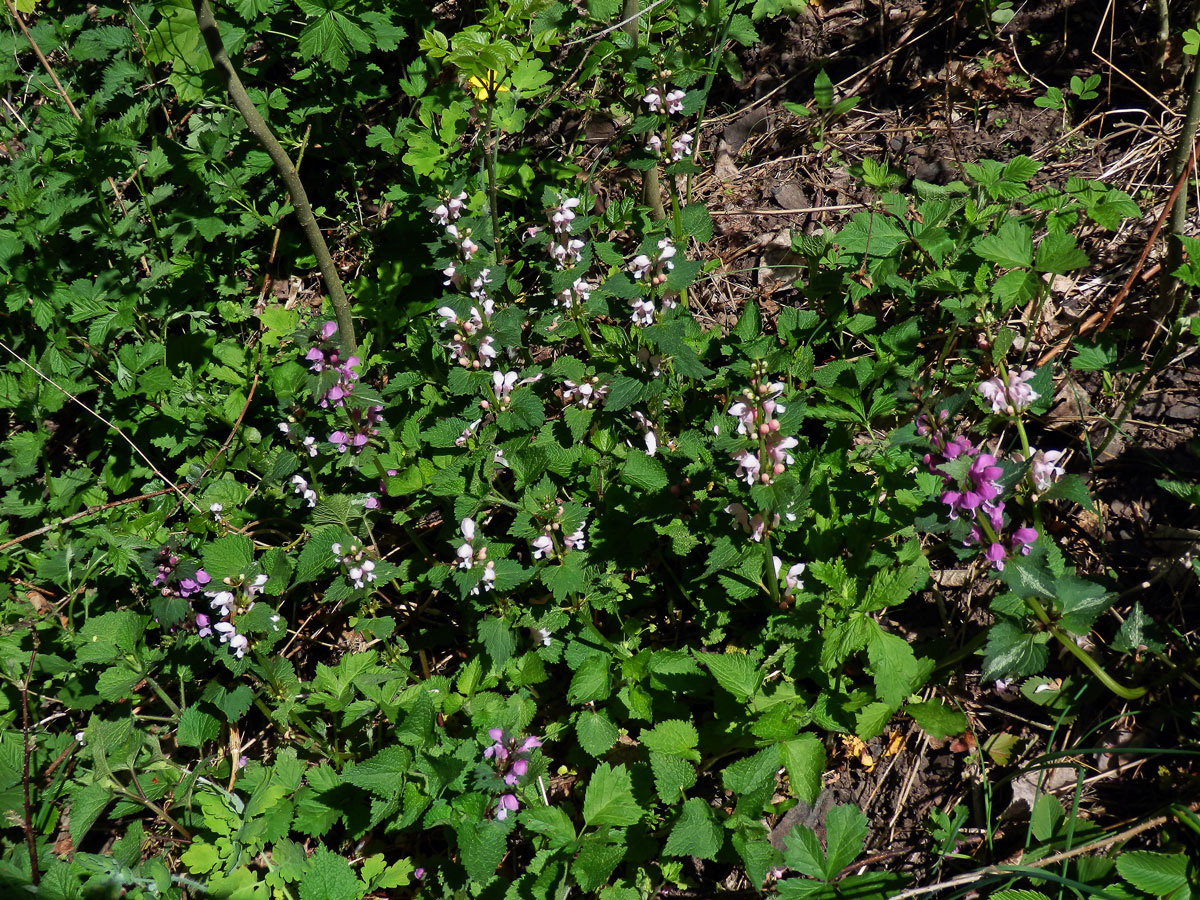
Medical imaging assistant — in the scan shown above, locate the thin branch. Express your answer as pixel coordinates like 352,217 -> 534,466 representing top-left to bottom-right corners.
561,0 -> 672,47
20,644 -> 39,886
191,0 -> 357,352
887,804 -> 1193,900
0,486 -> 183,554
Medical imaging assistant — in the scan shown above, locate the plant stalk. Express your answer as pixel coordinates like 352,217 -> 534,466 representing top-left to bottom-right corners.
191,0 -> 357,352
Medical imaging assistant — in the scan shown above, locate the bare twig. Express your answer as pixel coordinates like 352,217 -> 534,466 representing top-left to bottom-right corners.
20,644 -> 39,886
191,0 -> 357,352
0,486 -> 184,554
886,804 -> 1195,900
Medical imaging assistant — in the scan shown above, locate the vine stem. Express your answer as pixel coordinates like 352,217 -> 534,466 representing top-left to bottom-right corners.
191,0 -> 357,353
973,517 -> 1144,700
1021,596 -> 1146,700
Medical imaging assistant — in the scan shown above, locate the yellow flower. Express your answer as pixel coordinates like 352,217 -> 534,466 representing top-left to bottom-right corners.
466,71 -> 509,102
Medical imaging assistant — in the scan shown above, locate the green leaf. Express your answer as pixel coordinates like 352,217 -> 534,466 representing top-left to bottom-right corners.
1070,339 -> 1117,372
577,710 -> 619,757
867,625 -> 918,708
583,763 -> 641,826
296,0 -> 371,71
573,835 -> 625,892
621,449 -> 668,492
782,823 -> 826,880
982,620 -> 1050,681
823,804 -> 868,877
1034,231 -> 1089,274
342,746 -> 411,797
478,616 -> 515,667
569,655 -> 611,703
69,782 -> 112,846
906,700 -> 966,740
299,847 -> 364,900
974,220 -> 1033,269
1116,851 -> 1190,897
1055,574 -> 1112,635
782,735 -> 825,804
640,720 -> 700,761
722,746 -> 779,795
860,564 -> 920,612
520,805 -> 576,849
699,652 -> 761,701
650,752 -> 697,804
813,69 -> 833,110
177,707 -> 220,748
663,798 -> 723,859
202,534 -> 254,582
457,820 -> 508,885
680,203 -> 713,242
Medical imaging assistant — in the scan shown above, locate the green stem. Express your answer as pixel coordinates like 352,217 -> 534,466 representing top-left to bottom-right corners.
762,531 -> 780,605
191,0 -> 356,353
1022,596 -> 1147,700
484,95 -> 502,262
572,309 -> 596,356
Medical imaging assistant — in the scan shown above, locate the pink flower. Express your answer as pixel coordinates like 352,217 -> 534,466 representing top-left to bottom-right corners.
665,89 -> 686,113
1030,448 -> 1065,490
643,87 -> 662,111
670,132 -> 693,161
733,449 -> 761,486
496,794 -> 519,820
646,134 -> 662,153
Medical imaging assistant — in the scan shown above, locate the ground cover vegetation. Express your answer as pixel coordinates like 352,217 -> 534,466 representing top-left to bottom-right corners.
1,0 -> 1199,897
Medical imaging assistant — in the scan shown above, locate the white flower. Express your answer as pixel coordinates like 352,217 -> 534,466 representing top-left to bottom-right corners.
209,591 -> 234,615
643,87 -> 662,111
1030,448 -> 1066,490
665,89 -> 685,114
531,534 -> 554,560
431,203 -> 450,226
630,254 -> 652,280
564,526 -> 586,551
646,133 -> 662,153
277,422 -> 290,434
772,557 -> 806,596
209,502 -> 223,520
302,436 -> 317,457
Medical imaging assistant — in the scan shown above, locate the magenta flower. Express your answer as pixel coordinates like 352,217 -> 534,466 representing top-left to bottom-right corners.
496,794 -> 519,820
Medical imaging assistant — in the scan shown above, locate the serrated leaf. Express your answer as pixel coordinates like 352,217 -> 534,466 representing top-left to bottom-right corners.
300,847 -> 364,900
722,746 -> 779,795
573,835 -> 625,892
478,616 -> 515,667
867,626 -> 918,708
621,449 -> 667,492
202,534 -> 254,582
663,797 -> 723,859
520,805 -> 576,849
440,821 -> 497,886
680,203 -> 713,242
782,735 -> 825,804
342,746 -> 411,797
569,655 -> 611,703
577,710 -> 619,757
69,782 -> 112,846
982,620 -> 1049,681
650,752 -> 697,804
177,707 -> 220,748
640,720 -> 699,761
583,763 -> 641,826
700,652 -> 761,701
1116,851 -> 1190,897
974,219 -> 1033,269
823,804 -> 868,877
